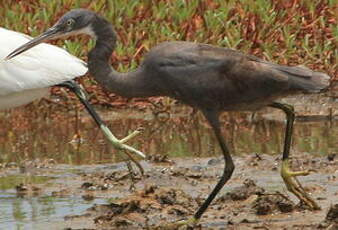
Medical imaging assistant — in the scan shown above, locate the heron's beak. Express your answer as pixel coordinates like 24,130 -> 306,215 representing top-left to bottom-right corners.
5,27 -> 61,60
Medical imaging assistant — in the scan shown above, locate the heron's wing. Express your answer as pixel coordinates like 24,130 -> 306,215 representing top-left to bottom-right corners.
147,42 -> 290,100
0,27 -> 87,96
148,41 -> 328,102
146,41 -> 328,109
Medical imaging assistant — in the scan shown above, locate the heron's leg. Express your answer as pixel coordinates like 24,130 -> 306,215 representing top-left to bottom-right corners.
165,110 -> 234,229
270,102 -> 320,210
58,81 -> 146,175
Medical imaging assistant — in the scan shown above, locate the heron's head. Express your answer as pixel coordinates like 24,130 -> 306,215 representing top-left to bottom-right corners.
6,9 -> 97,60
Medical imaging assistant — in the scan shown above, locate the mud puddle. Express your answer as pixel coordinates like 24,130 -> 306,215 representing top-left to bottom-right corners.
0,153 -> 337,229
0,166 -> 111,230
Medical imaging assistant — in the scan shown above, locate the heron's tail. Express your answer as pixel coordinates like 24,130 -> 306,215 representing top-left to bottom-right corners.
274,65 -> 330,93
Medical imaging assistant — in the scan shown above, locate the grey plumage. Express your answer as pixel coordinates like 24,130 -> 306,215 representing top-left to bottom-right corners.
89,35 -> 329,110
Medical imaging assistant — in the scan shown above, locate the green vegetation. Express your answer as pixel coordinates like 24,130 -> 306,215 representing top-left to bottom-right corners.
0,0 -> 336,105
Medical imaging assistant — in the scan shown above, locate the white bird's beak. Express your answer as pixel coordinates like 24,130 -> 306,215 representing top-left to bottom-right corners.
5,27 -> 61,60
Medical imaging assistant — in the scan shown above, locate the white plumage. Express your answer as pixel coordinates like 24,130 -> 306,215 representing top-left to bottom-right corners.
0,27 -> 87,110
1,27 -> 146,160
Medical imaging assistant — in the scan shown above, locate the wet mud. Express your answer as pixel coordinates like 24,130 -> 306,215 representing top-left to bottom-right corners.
1,152 -> 337,229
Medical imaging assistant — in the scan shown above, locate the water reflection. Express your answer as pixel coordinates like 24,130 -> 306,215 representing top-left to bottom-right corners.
0,191 -> 105,230
0,106 -> 337,165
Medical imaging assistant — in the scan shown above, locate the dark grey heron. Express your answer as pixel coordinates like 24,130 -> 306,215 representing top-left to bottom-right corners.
7,9 -> 330,228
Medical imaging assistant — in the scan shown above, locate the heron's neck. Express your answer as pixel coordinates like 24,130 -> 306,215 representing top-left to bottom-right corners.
88,15 -> 155,98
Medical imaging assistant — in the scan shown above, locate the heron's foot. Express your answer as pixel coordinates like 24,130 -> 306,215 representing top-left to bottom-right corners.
100,125 -> 146,158
100,125 -> 146,175
281,159 -> 321,210
161,217 -> 199,230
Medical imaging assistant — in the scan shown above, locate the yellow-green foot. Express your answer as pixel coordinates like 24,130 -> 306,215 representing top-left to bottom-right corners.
281,159 -> 321,210
161,217 -> 199,230
100,124 -> 146,158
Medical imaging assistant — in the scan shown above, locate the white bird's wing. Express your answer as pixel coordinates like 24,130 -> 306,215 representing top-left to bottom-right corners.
0,27 -> 87,96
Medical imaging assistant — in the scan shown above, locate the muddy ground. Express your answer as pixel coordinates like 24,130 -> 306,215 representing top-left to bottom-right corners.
1,151 -> 338,230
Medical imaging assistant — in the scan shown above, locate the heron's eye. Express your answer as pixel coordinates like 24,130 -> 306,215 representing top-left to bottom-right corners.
66,19 -> 75,27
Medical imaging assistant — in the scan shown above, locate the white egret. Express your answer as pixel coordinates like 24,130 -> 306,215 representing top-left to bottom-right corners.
0,27 -> 145,172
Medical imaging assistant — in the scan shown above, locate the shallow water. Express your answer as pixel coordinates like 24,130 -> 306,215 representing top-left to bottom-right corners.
0,104 -> 337,165
0,93 -> 337,229
0,168 -> 113,230
0,190 -> 106,230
